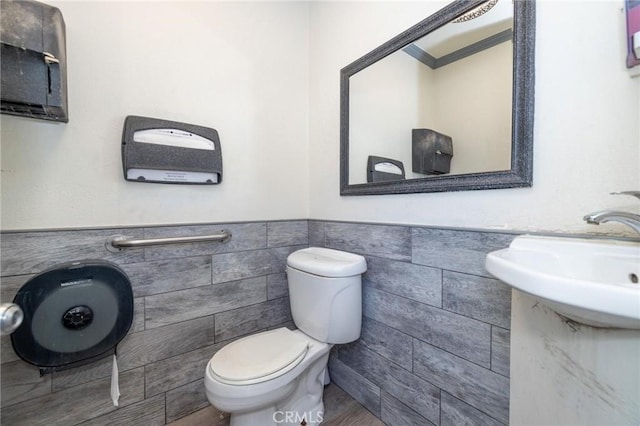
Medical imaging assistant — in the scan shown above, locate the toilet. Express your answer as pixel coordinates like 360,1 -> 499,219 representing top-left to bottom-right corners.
204,247 -> 367,426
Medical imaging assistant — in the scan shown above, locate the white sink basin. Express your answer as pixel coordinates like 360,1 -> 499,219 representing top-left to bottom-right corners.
486,235 -> 640,329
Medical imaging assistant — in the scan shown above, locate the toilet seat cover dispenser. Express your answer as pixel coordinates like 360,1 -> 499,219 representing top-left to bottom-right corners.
211,328 -> 309,382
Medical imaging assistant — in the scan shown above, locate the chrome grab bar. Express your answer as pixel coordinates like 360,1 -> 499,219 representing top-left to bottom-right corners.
106,230 -> 232,252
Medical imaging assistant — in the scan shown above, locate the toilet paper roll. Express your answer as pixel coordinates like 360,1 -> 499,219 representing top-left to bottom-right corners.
111,354 -> 120,407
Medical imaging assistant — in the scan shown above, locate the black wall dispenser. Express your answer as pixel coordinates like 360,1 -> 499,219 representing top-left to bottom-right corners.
0,0 -> 68,122
367,156 -> 405,183
122,115 -> 222,185
412,129 -> 453,175
11,260 -> 134,374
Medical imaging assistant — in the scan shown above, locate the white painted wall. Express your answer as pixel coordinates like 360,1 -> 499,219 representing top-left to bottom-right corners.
349,48 -> 432,184
2,1 -> 639,235
433,41 -> 513,175
309,0 -> 640,236
0,1 -> 310,230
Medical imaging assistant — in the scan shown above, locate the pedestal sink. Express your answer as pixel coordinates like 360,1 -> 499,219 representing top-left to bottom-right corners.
486,235 -> 640,329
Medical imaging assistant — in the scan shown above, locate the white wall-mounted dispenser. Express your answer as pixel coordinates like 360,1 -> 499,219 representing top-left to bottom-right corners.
122,116 -> 222,184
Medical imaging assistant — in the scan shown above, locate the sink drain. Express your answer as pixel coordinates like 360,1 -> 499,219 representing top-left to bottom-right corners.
630,273 -> 639,284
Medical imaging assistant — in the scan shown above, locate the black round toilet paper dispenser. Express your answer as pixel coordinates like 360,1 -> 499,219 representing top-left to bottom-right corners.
11,260 -> 134,372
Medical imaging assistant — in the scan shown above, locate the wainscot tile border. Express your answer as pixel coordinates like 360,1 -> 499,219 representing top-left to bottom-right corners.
3,218 -> 631,425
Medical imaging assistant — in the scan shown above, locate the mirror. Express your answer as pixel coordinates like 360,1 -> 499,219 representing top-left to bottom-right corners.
340,0 -> 535,195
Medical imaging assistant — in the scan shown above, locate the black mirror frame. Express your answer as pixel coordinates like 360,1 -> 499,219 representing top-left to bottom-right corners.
340,0 -> 535,195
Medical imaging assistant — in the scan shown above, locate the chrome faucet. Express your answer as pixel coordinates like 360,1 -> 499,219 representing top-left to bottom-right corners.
583,191 -> 640,234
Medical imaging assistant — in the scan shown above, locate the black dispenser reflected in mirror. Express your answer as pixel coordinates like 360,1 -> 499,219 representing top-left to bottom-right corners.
367,156 -> 405,183
412,129 -> 453,175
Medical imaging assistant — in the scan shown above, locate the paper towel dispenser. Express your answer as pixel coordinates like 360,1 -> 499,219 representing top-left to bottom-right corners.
122,116 -> 223,184
412,129 -> 453,175
0,0 -> 68,122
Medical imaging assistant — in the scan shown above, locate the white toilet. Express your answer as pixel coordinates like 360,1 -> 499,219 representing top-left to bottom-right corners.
204,247 -> 367,426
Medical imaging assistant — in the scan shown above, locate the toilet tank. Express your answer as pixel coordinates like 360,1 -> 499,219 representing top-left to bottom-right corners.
287,247 -> 366,344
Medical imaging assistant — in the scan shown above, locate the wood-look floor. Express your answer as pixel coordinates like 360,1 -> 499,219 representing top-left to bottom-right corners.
166,383 -> 383,426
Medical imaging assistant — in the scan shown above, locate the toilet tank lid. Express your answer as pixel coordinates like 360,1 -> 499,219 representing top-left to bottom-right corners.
287,247 -> 366,277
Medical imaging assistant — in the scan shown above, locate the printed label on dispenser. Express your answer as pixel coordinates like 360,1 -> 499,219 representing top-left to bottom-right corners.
126,168 -> 219,183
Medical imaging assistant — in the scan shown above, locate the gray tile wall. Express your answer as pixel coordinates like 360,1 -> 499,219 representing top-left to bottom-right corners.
1,218 -> 515,425
312,220 -> 516,426
0,220 -> 306,425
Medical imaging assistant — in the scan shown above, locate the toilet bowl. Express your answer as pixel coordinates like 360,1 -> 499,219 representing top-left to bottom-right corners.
204,247 -> 367,426
205,328 -> 330,425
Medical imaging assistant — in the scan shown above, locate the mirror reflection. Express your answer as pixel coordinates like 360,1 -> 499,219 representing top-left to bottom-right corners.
347,0 -> 517,186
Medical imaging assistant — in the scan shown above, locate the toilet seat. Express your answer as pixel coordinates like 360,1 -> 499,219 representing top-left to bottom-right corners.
210,328 -> 310,385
